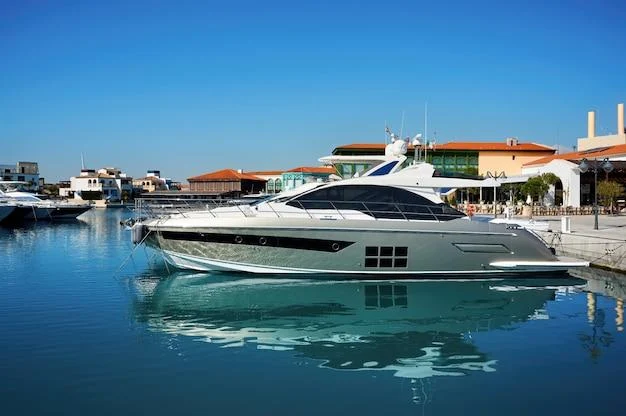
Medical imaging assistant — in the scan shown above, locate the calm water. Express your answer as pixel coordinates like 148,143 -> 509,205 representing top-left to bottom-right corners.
1,209 -> 625,415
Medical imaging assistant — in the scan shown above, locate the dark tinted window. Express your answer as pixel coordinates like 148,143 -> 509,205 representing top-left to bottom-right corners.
286,184 -> 464,221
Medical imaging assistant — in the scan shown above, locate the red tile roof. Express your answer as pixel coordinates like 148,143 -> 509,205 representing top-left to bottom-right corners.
286,166 -> 335,174
523,144 -> 626,167
434,142 -> 554,152
334,142 -> 555,152
246,170 -> 285,176
188,169 -> 266,182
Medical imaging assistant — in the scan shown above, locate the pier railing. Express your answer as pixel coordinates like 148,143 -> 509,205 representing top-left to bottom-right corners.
457,203 -> 618,216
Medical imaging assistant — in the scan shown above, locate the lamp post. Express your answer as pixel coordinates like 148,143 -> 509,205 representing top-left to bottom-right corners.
578,157 -> 614,230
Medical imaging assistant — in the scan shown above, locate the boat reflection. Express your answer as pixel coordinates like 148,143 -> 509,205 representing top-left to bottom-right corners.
131,274 -> 586,381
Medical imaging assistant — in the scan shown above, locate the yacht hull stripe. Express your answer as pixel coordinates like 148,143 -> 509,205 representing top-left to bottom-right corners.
159,231 -> 355,252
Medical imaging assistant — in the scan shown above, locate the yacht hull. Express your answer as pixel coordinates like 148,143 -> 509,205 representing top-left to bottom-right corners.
3,205 -> 92,222
0,204 -> 16,223
142,217 -> 587,276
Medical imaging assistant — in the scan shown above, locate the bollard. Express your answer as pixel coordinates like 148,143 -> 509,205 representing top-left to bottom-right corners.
561,216 -> 571,234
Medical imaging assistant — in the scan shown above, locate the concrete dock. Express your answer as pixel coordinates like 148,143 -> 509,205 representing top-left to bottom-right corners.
516,214 -> 626,272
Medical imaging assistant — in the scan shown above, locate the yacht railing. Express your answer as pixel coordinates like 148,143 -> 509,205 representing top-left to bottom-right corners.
133,197 -> 465,222
133,198 -> 248,219
287,200 -> 464,222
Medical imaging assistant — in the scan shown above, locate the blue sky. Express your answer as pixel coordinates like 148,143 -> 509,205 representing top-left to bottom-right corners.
2,0 -> 625,182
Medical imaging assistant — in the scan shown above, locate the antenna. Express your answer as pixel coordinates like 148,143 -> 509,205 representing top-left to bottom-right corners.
400,111 -> 405,141
81,153 -> 85,170
424,102 -> 428,160
424,102 -> 428,143
412,133 -> 422,164
385,122 -> 392,143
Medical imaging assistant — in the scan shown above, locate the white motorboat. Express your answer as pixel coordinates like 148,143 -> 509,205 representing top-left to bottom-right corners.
132,143 -> 588,277
0,186 -> 93,222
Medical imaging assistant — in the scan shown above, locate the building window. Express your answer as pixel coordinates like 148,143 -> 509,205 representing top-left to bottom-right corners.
431,152 -> 479,175
275,179 -> 282,192
512,155 -> 516,160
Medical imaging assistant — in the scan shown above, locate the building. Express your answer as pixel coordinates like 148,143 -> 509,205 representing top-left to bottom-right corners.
577,103 -> 626,151
522,103 -> 626,208
432,138 -> 555,177
132,176 -> 167,193
246,170 -> 285,194
330,138 -> 555,178
281,166 -> 336,192
187,169 -> 266,198
132,170 -> 169,194
0,161 -> 40,191
67,167 -> 133,202
523,144 -> 626,208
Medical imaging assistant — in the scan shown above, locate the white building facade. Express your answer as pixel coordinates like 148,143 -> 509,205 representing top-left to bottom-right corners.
68,167 -> 133,201
0,161 -> 40,191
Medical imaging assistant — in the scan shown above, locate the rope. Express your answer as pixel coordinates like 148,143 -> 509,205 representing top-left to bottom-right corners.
116,226 -> 154,273
546,229 -> 626,267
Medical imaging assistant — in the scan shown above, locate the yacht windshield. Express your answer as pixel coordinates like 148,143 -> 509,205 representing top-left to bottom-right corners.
260,183 -> 326,204
249,195 -> 275,206
10,195 -> 42,202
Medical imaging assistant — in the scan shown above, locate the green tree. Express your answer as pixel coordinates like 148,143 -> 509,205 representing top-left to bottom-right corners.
501,183 -> 523,204
597,180 -> 624,214
121,190 -> 132,202
521,177 -> 549,204
520,173 -> 561,205
42,184 -> 59,196
541,172 -> 559,186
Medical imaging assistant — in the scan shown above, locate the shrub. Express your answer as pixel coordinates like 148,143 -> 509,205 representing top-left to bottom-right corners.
597,180 -> 624,213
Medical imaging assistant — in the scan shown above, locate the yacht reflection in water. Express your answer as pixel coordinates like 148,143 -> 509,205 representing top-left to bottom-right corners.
131,274 -> 584,380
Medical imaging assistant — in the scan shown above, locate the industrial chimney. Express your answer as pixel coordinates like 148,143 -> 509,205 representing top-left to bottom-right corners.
587,111 -> 596,138
618,103 -> 624,135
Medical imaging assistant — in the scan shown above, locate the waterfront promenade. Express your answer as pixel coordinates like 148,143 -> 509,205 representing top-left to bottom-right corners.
518,214 -> 626,272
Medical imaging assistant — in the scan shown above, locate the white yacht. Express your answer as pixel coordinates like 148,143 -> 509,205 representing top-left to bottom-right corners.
0,184 -> 93,222
132,143 -> 588,277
